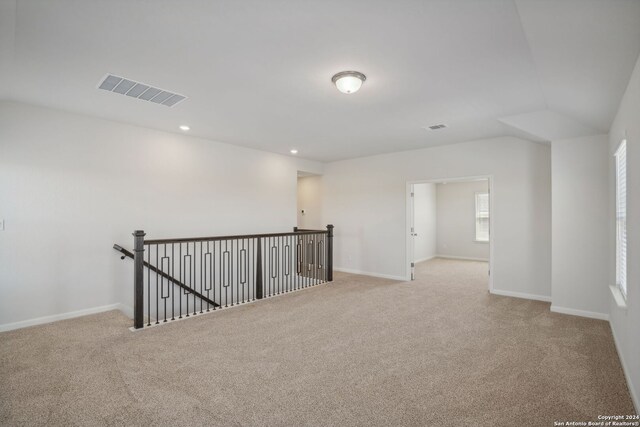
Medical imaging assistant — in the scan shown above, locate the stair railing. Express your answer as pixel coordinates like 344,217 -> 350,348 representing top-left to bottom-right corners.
115,225 -> 333,329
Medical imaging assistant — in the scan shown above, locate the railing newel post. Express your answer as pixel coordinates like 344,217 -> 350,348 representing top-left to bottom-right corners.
133,230 -> 146,329
326,224 -> 334,282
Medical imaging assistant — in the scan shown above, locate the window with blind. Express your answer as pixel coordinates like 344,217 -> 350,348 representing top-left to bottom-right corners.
615,140 -> 627,298
475,192 -> 490,242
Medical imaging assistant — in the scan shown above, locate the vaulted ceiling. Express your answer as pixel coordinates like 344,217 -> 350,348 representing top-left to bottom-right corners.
1,0 -> 639,161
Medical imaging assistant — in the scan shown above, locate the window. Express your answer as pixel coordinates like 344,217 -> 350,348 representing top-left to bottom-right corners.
475,192 -> 489,242
615,140 -> 627,298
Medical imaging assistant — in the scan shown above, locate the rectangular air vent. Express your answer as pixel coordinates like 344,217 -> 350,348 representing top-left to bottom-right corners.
427,124 -> 447,130
97,74 -> 187,107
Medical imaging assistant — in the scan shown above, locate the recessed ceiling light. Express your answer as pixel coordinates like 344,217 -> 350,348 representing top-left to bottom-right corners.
290,149 -> 298,154
332,71 -> 366,94
179,125 -> 190,131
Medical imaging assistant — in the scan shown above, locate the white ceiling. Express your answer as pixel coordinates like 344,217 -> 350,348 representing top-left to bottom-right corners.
1,0 -> 639,162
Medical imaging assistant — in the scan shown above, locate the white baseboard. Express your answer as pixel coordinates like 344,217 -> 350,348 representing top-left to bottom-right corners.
413,256 -> 436,264
334,267 -> 406,281
549,305 -> 609,321
610,322 -> 640,414
0,303 -> 130,333
490,288 -> 551,303
436,254 -> 489,262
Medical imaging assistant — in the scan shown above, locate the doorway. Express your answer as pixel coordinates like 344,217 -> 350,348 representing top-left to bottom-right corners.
406,176 -> 493,291
297,171 -> 322,229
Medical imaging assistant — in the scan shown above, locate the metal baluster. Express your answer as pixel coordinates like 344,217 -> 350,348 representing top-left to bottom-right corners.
192,241 -> 196,315
327,225 -> 334,282
171,243 -> 175,320
206,241 -> 211,312
275,236 -> 279,295
147,242 -> 151,326
186,243 -> 190,317
241,239 -> 245,303
296,236 -> 300,290
155,245 -> 159,324
278,235 -> 282,294
163,244 -> 167,322
309,234 -> 313,287
316,234 -> 320,285
304,234 -> 308,288
224,240 -> 229,307
179,243 -> 183,319
231,239 -> 235,307
200,241 -> 203,314
256,237 -> 263,300
253,238 -> 257,300
213,240 -> 217,311
310,234 -> 314,286
285,235 -> 290,293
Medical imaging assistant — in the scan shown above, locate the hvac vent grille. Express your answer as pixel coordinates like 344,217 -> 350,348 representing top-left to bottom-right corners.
97,74 -> 187,107
427,124 -> 447,130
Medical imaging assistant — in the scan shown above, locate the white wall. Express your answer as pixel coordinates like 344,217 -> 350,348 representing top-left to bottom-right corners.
608,53 -> 640,413
297,175 -> 323,229
436,180 -> 489,261
550,135 -> 610,319
0,101 -> 323,328
412,183 -> 436,263
322,136 -> 552,300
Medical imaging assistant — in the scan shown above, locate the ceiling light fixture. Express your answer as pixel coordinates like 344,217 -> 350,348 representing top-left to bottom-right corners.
290,149 -> 298,154
331,71 -> 366,94
179,125 -> 190,131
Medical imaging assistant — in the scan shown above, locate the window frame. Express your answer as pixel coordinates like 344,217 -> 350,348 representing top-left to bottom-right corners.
615,140 -> 627,299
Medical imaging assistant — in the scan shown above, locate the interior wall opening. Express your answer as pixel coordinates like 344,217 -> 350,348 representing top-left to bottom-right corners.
408,177 -> 492,290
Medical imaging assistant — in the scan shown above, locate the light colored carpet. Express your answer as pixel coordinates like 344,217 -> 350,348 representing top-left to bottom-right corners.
0,258 -> 635,426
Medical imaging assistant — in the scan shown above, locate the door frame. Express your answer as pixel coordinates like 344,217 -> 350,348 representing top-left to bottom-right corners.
405,175 -> 494,292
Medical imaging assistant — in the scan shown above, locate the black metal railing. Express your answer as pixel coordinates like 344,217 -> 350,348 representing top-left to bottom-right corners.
114,225 -> 333,329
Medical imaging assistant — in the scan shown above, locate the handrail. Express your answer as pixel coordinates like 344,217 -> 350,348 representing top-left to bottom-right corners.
113,244 -> 219,308
144,229 -> 326,245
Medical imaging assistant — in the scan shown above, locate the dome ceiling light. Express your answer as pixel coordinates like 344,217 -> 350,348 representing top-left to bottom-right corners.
331,71 -> 366,94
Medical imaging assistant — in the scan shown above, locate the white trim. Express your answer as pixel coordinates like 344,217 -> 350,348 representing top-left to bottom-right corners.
490,288 -> 551,302
0,303 -> 131,333
334,267 -> 405,281
414,255 -> 437,264
610,322 -> 640,414
549,305 -> 609,321
436,254 -> 489,262
609,285 -> 628,310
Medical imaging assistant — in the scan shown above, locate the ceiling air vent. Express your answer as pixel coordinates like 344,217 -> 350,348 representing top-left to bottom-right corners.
97,74 -> 187,107
427,124 -> 447,130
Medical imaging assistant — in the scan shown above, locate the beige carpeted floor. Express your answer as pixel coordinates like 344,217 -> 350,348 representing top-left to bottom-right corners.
0,258 -> 635,426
